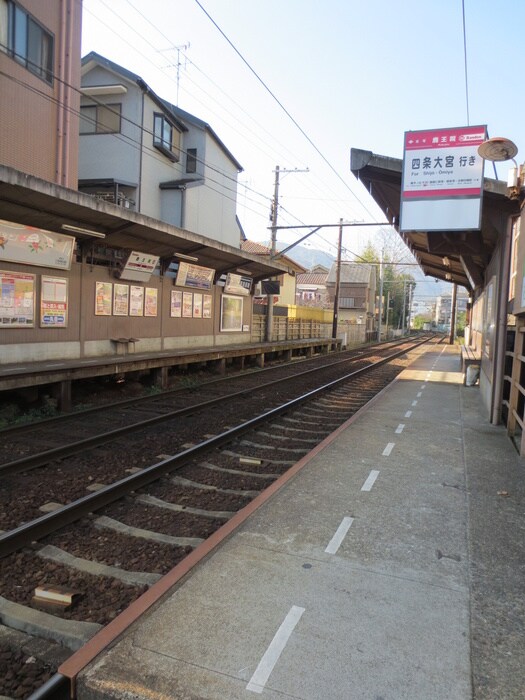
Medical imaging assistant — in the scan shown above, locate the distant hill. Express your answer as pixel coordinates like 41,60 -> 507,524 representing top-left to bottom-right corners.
277,244 -> 335,270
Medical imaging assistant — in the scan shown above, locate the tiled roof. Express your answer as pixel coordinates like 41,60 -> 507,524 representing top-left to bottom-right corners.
296,273 -> 328,285
326,262 -> 373,284
240,240 -> 307,273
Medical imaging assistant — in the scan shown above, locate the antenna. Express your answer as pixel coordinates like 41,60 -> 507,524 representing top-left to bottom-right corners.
160,43 -> 190,105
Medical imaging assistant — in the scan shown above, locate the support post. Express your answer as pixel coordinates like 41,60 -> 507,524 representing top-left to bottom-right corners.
331,218 -> 343,341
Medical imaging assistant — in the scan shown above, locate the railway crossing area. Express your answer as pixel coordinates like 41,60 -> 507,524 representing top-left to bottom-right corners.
65,344 -> 524,700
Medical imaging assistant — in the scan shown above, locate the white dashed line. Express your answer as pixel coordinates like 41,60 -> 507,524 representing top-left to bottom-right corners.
395,424 -> 405,434
361,470 -> 380,491
246,606 -> 305,693
382,442 -> 395,456
412,400 -> 418,407
405,410 -> 412,418
325,516 -> 354,554
417,392 -> 422,398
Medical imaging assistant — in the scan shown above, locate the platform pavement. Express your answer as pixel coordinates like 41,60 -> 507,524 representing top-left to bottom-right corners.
76,344 -> 525,700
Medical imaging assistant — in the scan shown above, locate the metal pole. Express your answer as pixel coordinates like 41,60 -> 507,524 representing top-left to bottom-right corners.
266,166 -> 280,342
401,279 -> 406,336
331,218 -> 343,340
449,283 -> 457,344
377,249 -> 383,342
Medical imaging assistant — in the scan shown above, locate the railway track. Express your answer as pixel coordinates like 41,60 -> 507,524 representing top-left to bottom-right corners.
0,335 -> 437,699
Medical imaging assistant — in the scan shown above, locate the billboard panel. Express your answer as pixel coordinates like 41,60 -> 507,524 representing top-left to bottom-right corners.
400,125 -> 487,232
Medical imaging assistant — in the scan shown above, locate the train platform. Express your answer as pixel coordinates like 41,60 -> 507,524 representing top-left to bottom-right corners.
68,343 -> 525,700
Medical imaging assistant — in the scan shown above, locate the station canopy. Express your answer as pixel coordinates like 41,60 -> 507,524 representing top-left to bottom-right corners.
0,166 -> 290,282
350,149 -> 519,291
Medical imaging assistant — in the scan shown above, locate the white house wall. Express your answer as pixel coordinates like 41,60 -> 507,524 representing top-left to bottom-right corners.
184,136 -> 239,247
79,67 -> 142,187
140,95 -> 185,219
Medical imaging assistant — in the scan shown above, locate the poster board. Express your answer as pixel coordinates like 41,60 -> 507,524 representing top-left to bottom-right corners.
40,276 -> 68,327
0,270 -> 35,327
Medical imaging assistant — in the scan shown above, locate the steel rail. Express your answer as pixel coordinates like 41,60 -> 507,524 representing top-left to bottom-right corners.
0,336 -> 429,560
0,335 -> 425,436
0,336 -> 430,477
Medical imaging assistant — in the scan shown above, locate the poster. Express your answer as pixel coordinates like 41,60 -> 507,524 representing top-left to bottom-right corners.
95,281 -> 112,316
130,286 -> 144,316
220,294 -> 243,331
145,287 -> 158,317
0,219 -> 74,270
182,291 -> 193,317
0,270 -> 35,327
175,261 -> 215,290
113,284 -> 129,316
193,292 -> 203,318
203,294 -> 212,319
170,290 -> 182,317
41,276 -> 68,327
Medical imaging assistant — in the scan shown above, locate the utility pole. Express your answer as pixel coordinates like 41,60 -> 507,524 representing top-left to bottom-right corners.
331,218 -> 343,341
266,166 -> 280,342
265,165 -> 309,342
377,249 -> 384,342
449,282 -> 458,344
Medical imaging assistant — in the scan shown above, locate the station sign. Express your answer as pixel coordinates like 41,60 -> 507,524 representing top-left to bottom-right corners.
117,251 -> 159,282
400,125 -> 487,232
224,273 -> 252,296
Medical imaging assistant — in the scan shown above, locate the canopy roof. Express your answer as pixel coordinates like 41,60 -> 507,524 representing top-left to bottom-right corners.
350,149 -> 519,291
0,166 -> 290,282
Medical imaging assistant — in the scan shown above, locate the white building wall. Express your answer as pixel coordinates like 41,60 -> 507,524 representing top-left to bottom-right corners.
79,68 -> 142,186
184,137 -> 240,247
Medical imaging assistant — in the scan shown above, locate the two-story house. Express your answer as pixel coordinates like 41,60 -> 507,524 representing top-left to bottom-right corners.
79,52 -> 243,247
325,262 -> 376,340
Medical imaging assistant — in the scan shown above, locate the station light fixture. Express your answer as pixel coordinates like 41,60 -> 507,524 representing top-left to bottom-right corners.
61,224 -> 106,238
174,252 -> 199,262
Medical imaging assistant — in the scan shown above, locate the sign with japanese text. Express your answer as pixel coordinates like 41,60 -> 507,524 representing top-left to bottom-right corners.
175,261 -> 215,290
118,251 -> 159,282
40,276 -> 68,327
0,270 -> 35,327
0,219 -> 74,270
400,125 -> 487,232
224,273 -> 252,296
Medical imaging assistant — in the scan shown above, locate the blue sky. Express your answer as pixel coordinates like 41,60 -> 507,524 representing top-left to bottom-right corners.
81,0 -> 524,296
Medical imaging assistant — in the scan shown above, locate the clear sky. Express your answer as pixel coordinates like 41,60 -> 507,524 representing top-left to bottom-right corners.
81,0 -> 525,297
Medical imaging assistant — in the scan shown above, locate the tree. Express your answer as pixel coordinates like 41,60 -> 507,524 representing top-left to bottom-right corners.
354,242 -> 415,333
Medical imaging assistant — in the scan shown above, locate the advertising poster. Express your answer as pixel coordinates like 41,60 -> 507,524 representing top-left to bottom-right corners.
0,219 -> 74,270
95,281 -> 112,316
0,270 -> 35,327
182,291 -> 193,317
40,276 -> 68,327
175,261 -> 215,290
203,294 -> 212,319
113,283 -> 129,316
144,287 -> 158,317
220,294 -> 243,331
193,292 -> 203,318
170,290 -> 182,317
129,286 -> 144,316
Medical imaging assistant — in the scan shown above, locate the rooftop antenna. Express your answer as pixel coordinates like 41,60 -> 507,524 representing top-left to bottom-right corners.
160,43 -> 190,105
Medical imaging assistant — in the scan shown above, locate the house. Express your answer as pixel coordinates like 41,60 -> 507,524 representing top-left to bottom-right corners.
296,270 -> 329,307
240,240 -> 306,306
79,52 -> 243,248
325,262 -> 376,337
0,0 -> 81,189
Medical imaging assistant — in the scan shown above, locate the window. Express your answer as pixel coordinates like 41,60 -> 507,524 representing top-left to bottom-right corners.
186,148 -> 197,173
153,113 -> 180,161
80,104 -> 121,134
3,1 -> 54,84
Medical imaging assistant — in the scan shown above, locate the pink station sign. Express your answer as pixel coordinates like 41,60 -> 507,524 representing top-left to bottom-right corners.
400,125 -> 487,232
